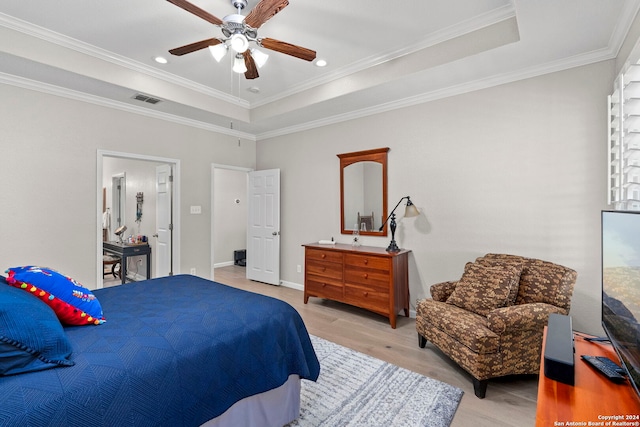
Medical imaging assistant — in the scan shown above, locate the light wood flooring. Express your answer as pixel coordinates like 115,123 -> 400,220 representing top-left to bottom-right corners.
214,265 -> 538,427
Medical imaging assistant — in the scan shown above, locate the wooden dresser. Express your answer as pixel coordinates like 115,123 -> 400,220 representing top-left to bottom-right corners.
302,243 -> 410,328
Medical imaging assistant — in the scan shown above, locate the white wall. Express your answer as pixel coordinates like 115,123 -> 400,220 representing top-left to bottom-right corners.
257,60 -> 614,334
0,84 -> 256,288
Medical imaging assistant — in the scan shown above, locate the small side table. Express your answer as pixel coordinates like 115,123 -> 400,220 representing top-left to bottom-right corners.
103,241 -> 151,284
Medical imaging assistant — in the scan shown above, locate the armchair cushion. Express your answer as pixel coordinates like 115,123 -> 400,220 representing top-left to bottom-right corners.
476,254 -> 577,310
446,263 -> 522,316
486,302 -> 568,334
416,299 -> 499,354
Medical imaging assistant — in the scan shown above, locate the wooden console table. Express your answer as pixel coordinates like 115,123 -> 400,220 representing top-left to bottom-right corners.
103,241 -> 151,284
302,243 -> 410,328
536,327 -> 640,426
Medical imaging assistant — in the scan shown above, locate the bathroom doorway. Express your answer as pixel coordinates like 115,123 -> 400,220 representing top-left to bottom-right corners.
97,150 -> 181,288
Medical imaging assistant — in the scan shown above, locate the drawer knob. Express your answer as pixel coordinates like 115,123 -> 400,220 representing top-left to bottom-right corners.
364,273 -> 368,279
364,292 -> 368,297
364,259 -> 368,265
321,254 -> 326,259
321,267 -> 326,272
322,283 -> 327,287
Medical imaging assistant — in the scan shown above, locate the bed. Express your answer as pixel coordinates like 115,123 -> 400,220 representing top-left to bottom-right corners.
0,273 -> 320,426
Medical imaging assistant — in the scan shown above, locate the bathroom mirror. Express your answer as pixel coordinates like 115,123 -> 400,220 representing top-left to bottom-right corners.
338,148 -> 388,236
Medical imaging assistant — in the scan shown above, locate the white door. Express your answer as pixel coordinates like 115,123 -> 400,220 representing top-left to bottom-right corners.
247,169 -> 280,285
156,164 -> 173,277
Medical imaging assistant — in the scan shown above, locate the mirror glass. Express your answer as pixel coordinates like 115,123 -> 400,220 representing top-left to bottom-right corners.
338,148 -> 388,236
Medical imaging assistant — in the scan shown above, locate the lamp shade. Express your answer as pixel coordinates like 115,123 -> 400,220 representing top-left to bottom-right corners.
250,48 -> 269,68
232,54 -> 247,73
209,43 -> 228,62
404,199 -> 419,217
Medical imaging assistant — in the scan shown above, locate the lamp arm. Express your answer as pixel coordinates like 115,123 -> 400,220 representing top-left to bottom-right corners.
378,196 -> 410,231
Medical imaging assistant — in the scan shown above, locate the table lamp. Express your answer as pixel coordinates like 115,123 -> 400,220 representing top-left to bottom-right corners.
379,196 -> 419,252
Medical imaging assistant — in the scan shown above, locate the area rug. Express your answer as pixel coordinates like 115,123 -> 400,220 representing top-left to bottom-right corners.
288,335 -> 464,427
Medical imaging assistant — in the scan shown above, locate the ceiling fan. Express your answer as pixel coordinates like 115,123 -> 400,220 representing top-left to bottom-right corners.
167,0 -> 316,79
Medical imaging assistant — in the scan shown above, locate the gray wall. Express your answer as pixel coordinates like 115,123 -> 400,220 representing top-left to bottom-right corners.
0,45 -> 632,335
258,61 -> 614,334
0,84 -> 256,288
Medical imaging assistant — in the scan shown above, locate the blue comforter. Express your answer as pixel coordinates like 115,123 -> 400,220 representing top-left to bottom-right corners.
0,275 -> 320,426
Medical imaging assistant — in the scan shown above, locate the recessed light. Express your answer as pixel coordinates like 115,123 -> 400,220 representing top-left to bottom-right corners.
154,56 -> 168,64
315,59 -> 327,67
247,86 -> 260,94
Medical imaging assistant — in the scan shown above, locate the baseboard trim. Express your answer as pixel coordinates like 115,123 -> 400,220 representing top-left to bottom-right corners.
214,261 -> 235,269
280,280 -> 303,291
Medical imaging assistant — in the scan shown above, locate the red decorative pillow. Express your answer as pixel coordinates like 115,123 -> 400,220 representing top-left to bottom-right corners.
5,266 -> 105,326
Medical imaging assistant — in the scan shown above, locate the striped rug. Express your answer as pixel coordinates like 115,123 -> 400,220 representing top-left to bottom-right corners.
288,335 -> 463,427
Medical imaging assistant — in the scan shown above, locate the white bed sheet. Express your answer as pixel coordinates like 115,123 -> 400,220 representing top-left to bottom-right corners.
201,374 -> 301,427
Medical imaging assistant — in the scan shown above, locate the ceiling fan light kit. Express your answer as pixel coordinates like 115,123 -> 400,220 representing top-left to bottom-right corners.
167,0 -> 316,79
230,33 -> 250,53
250,48 -> 269,68
209,43 -> 228,62
233,54 -> 248,73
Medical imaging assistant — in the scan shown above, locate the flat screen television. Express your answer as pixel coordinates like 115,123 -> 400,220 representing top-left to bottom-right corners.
601,210 -> 640,400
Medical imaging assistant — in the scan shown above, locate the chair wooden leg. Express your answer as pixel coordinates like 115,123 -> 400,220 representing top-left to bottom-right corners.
472,378 -> 488,399
418,334 -> 427,348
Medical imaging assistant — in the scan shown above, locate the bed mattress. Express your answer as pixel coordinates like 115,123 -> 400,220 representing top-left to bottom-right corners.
0,274 -> 320,426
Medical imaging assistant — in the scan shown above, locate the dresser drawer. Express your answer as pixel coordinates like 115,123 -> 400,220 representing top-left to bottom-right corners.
344,284 -> 389,313
306,277 -> 344,300
344,254 -> 390,270
306,259 -> 343,280
344,267 -> 390,289
306,248 -> 343,263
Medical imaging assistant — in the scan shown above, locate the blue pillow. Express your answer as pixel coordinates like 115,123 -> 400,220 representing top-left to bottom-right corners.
0,281 -> 75,376
6,266 -> 105,326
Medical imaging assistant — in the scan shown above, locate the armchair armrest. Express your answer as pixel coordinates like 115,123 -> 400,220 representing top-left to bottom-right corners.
486,303 -> 566,334
430,281 -> 458,302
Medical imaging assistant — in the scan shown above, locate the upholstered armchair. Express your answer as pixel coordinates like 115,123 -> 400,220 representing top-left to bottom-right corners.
415,253 -> 577,398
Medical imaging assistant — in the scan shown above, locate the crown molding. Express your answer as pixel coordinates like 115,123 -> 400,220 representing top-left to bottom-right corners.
255,48 -> 616,140
250,3 -> 518,109
0,12 -> 249,109
0,71 -> 256,141
608,0 -> 640,58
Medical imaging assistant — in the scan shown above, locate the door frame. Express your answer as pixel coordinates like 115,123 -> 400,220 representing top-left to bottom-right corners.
97,150 -> 181,288
210,163 -> 253,281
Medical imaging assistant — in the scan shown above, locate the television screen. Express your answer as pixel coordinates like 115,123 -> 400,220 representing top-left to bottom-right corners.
601,210 -> 640,400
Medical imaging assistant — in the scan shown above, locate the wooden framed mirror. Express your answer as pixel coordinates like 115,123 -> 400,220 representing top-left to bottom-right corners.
338,147 -> 388,236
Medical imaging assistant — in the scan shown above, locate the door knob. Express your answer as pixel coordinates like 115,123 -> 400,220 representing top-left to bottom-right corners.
152,234 -> 158,238
272,231 -> 280,236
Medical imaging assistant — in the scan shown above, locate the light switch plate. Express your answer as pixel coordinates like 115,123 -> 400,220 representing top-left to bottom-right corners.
190,205 -> 202,214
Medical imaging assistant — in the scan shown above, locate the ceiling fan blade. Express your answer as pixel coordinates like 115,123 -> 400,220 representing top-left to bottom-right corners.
245,0 -> 289,29
260,38 -> 316,62
169,38 -> 222,56
243,51 -> 259,79
166,0 -> 223,26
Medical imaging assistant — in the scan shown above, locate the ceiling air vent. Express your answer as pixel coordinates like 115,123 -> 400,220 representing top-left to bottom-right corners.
132,93 -> 162,105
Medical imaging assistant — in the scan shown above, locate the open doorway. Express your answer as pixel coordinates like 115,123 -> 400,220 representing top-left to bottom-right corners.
97,150 -> 181,288
210,164 -> 251,281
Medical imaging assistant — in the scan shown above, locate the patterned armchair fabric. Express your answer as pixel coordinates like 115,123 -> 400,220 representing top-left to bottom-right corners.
415,253 -> 577,398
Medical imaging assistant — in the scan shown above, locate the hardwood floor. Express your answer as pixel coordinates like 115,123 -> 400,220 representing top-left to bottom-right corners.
214,265 -> 538,427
